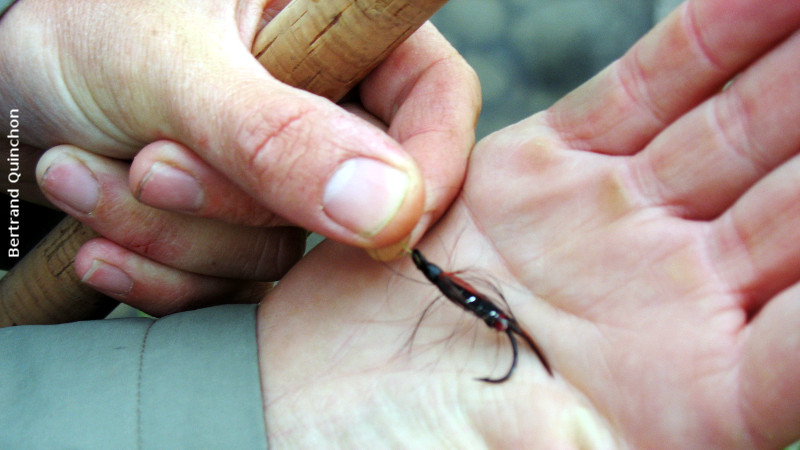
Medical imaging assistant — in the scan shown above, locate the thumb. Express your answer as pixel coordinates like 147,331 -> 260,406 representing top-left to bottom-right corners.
161,43 -> 424,248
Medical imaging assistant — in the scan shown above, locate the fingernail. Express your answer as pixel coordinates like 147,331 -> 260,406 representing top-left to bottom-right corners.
322,158 -> 409,237
137,162 -> 205,212
40,154 -> 100,214
81,260 -> 134,296
366,235 -> 412,261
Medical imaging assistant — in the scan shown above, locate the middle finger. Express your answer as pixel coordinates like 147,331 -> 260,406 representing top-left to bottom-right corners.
630,29 -> 800,219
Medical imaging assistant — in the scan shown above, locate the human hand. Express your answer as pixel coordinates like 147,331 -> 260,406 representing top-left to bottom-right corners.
256,1 -> 800,447
0,0 -> 478,313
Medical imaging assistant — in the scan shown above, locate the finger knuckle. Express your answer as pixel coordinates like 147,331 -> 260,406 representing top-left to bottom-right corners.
232,104 -> 317,187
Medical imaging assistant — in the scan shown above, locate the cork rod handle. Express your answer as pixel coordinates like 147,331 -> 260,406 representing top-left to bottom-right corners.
0,0 -> 449,327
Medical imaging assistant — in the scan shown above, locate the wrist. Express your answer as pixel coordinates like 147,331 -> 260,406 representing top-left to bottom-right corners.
254,242 -> 426,445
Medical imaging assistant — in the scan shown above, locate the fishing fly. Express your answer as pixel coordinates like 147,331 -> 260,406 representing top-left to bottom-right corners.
410,249 -> 553,383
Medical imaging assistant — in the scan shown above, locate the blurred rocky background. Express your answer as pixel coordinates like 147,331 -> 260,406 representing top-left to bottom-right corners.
431,0 -> 684,137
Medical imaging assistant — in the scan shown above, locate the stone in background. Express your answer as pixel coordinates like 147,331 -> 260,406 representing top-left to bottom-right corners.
431,0 -> 681,137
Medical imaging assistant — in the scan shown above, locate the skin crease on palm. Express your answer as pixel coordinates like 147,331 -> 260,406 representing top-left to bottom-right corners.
256,1 -> 800,448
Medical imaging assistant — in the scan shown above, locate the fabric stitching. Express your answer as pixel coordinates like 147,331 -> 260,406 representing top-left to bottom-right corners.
136,320 -> 157,450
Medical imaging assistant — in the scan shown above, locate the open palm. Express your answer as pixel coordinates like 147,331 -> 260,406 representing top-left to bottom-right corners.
257,2 -> 800,447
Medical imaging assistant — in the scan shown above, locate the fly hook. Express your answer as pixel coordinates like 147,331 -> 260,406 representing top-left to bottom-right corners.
410,249 -> 552,382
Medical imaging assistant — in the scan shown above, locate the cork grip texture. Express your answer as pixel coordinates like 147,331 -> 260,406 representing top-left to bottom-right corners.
0,218 -> 108,326
253,0 -> 449,101
0,0 -> 448,326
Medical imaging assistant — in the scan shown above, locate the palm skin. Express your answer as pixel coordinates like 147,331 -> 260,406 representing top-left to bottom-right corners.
255,128 -> 799,448
256,2 -> 800,448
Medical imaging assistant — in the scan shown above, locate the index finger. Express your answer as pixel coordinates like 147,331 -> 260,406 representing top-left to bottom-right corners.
359,23 -> 481,251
